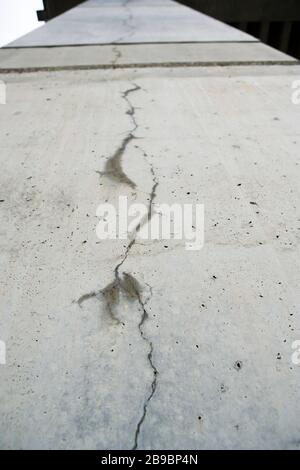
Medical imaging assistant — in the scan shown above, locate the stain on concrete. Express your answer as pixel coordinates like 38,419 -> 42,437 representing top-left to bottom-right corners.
98,83 -> 141,189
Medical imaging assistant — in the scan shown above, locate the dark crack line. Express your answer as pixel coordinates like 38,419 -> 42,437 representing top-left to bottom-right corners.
75,273 -> 158,451
112,153 -> 159,279
97,133 -> 136,189
113,0 -> 135,44
123,273 -> 158,451
97,83 -> 141,189
108,165 -> 159,448
75,166 -> 159,325
112,45 -> 122,66
132,342 -> 157,450
122,83 -> 141,134
128,164 -> 158,245
76,291 -> 97,308
76,79 -> 159,445
75,287 -> 121,325
109,166 -> 158,304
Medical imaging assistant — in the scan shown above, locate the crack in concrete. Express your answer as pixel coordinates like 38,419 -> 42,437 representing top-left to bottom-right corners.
76,165 -> 158,323
76,291 -> 97,308
97,133 -> 137,189
114,0 -> 135,44
127,160 -> 158,245
77,79 -> 159,447
76,287 -> 121,325
121,83 -> 141,136
75,171 -> 159,441
106,161 -> 158,303
76,271 -> 158,451
124,273 -> 158,451
98,83 -> 141,189
112,45 -> 122,66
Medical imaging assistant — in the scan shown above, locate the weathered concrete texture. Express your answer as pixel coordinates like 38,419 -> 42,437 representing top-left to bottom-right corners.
0,65 -> 300,449
5,0 -> 255,47
0,42 -> 296,72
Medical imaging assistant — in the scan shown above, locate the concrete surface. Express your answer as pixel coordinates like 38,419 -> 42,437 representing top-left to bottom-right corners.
5,0 -> 255,47
0,64 -> 300,450
0,42 -> 296,72
0,0 -> 300,452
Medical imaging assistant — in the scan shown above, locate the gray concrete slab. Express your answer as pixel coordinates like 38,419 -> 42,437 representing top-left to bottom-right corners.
0,42 -> 296,72
0,65 -> 300,449
5,0 -> 256,47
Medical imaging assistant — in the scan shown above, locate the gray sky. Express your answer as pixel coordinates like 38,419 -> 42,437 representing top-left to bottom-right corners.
0,0 -> 44,47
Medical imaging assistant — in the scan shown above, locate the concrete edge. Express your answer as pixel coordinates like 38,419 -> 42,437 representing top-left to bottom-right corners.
2,40 -> 260,49
1,60 -> 299,74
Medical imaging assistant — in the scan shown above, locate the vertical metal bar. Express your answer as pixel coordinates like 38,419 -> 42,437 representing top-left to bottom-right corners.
280,21 -> 292,52
260,21 -> 270,43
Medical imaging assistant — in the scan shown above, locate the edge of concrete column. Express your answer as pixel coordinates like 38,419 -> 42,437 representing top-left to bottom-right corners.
0,42 -> 298,73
